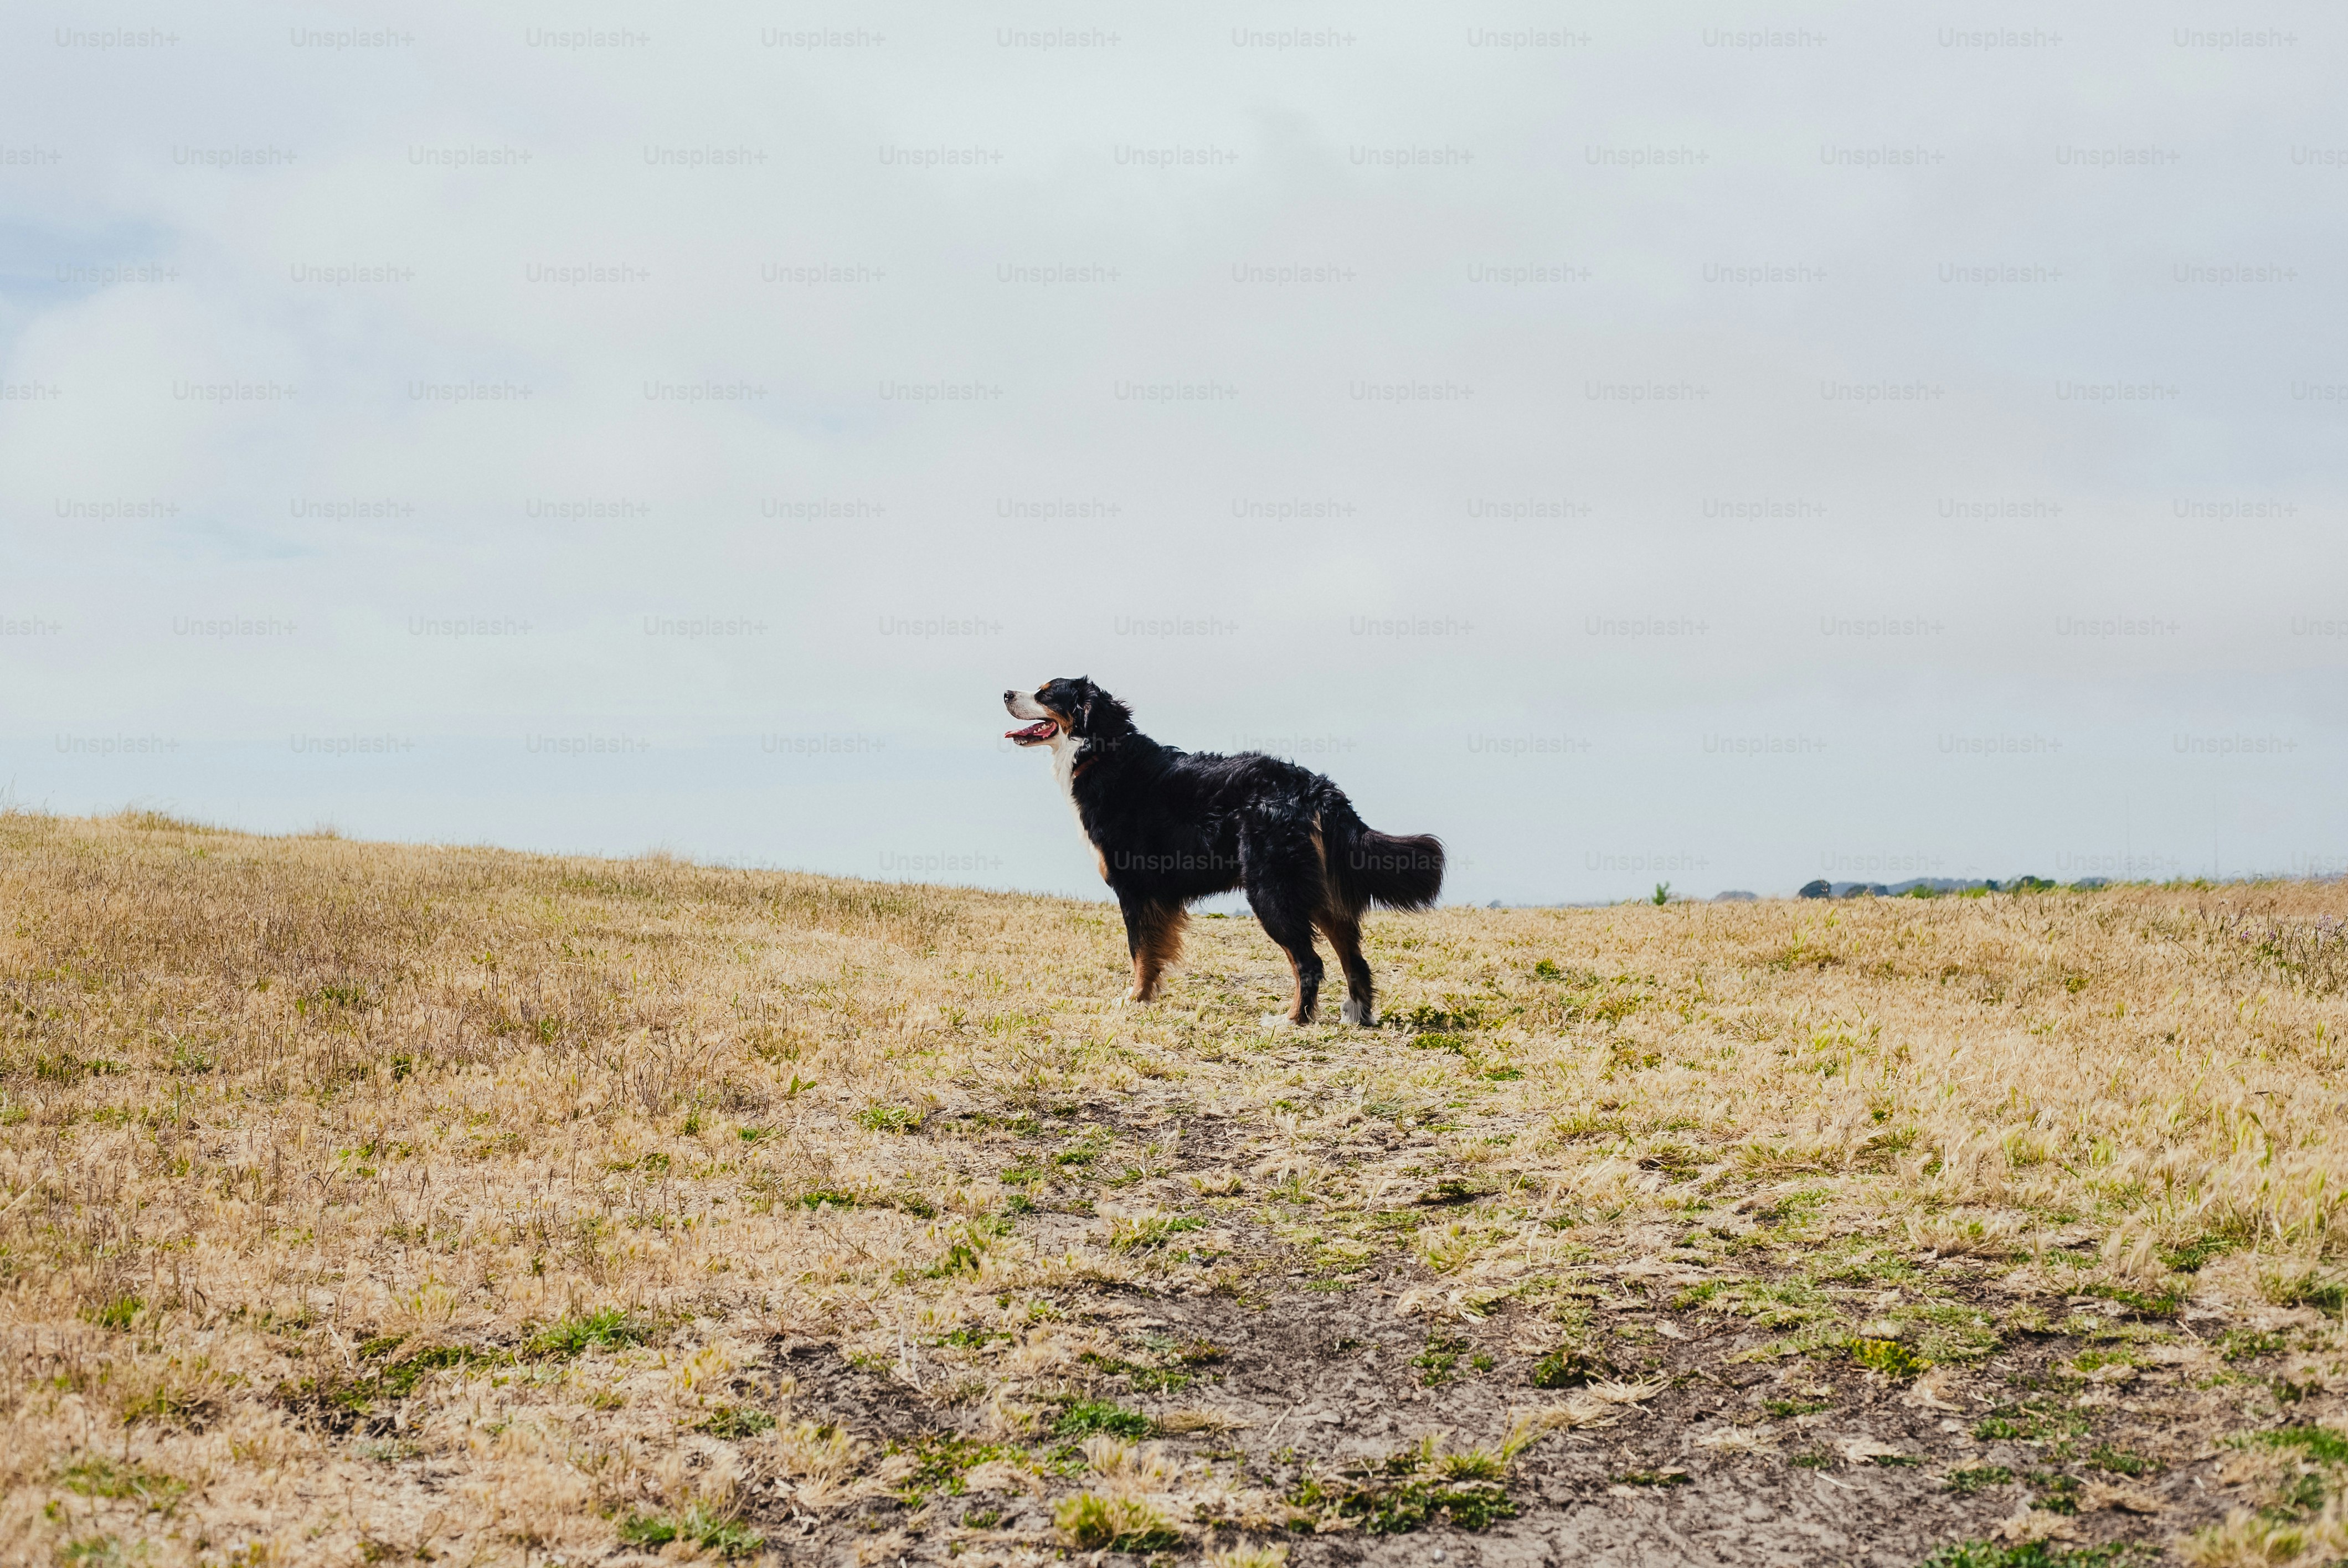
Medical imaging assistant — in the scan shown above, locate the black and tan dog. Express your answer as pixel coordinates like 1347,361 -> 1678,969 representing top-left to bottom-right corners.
1005,677 -> 1443,1025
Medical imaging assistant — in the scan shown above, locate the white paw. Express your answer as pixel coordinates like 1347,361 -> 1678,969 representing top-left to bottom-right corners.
1340,997 -> 1373,1027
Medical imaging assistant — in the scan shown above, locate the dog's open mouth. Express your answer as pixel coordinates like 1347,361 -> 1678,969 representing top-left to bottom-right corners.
1005,720 -> 1058,745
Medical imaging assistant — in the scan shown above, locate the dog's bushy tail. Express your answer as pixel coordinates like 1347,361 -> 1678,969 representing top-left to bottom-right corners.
1328,807 -> 1444,912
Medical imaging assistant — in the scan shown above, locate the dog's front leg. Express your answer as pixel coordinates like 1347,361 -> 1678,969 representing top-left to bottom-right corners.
1118,899 -> 1154,1002
1118,898 -> 1183,1003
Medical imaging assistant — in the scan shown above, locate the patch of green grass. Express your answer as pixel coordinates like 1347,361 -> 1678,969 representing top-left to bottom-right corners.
925,1234 -> 987,1278
2272,1370 -> 2325,1405
1790,1446 -> 1836,1468
56,1536 -> 131,1566
1944,1465 -> 2015,1495
1530,1347 -> 1610,1388
2268,1467 -> 2331,1517
1613,1468 -> 1691,1487
1053,1399 -> 1152,1439
527,1308 -> 651,1359
286,1335 -> 509,1417
1909,1300 -> 2004,1363
2261,1270 -> 2348,1313
693,1406 -> 777,1440
1396,1002 -> 1491,1032
1677,1276 -> 1835,1330
856,1103 -> 923,1134
85,1295 -> 141,1332
1110,1214 -> 1206,1252
2025,1470 -> 2083,1514
2249,1426 -> 2348,1466
2158,1234 -> 2241,1273
1053,1493 -> 1180,1552
1413,1331 -> 1468,1385
883,1433 -> 1025,1504
2220,1327 -> 2290,1362
1764,1397 -> 1832,1419
1127,1365 -> 1195,1393
1079,1350 -> 1193,1394
58,1456 -> 187,1511
1974,1398 -> 2090,1452
1287,1440 -> 1517,1533
1436,1447 -> 1508,1483
2076,1281 -> 2183,1319
1753,1187 -> 1831,1232
378,1343 -> 503,1397
1851,1337 -> 1928,1379
1814,1242 -> 1917,1286
2087,1443 -> 2153,1476
616,1504 -> 763,1558
1091,1333 -> 1222,1392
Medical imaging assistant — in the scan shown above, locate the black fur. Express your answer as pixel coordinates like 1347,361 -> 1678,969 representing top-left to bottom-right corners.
1004,677 -> 1444,1024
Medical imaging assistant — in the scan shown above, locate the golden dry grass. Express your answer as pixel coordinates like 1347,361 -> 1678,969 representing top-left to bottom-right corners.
3,808 -> 2346,1566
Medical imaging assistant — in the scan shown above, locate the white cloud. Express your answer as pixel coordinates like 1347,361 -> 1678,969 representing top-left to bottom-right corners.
2,0 -> 2341,896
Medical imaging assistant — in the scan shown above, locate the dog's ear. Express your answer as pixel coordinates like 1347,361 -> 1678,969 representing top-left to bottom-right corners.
1071,677 -> 1094,730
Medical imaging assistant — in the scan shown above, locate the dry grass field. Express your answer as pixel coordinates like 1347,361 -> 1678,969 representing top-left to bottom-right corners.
4,809 -> 2348,1568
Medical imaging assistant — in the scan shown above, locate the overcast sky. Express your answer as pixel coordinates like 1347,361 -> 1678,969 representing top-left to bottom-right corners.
2,0 -> 2342,903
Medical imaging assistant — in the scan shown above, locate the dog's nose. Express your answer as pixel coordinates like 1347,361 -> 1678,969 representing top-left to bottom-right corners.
1002,690 -> 1016,701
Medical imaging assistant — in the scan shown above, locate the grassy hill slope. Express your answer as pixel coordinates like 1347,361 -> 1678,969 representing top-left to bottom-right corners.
3,809 -> 2345,1566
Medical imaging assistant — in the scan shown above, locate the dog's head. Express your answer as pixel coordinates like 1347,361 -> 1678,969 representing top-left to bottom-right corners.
1003,677 -> 1131,747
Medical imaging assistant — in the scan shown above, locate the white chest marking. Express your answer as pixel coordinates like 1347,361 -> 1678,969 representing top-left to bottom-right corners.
1049,731 -> 1092,840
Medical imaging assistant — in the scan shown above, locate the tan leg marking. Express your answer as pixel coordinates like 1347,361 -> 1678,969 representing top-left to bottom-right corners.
1129,905 -> 1188,1002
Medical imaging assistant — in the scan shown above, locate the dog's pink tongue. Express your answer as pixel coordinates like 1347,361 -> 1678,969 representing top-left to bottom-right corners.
1006,721 -> 1056,741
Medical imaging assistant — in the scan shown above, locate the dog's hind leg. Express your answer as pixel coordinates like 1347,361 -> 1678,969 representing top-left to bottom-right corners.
1316,912 -> 1374,1025
1120,899 -> 1186,1003
1258,919 -> 1322,1025
1243,846 -> 1325,1024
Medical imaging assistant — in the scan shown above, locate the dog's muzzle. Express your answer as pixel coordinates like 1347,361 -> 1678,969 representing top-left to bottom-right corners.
1003,690 -> 1058,745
